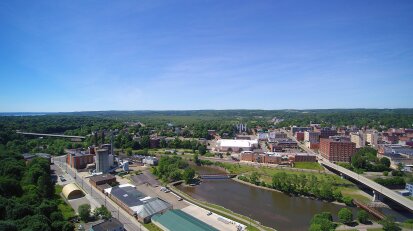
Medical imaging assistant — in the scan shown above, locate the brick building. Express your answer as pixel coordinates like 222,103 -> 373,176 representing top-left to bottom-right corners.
66,150 -> 94,169
320,138 -> 356,162
295,132 -> 305,141
294,153 -> 317,162
89,174 -> 117,188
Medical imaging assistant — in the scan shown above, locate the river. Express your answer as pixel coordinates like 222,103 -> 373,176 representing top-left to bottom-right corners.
177,165 -> 357,231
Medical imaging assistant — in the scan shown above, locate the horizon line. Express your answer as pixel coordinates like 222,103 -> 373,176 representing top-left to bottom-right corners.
1,107 -> 413,114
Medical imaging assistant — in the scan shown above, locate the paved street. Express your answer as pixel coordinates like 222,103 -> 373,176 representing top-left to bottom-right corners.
53,155 -> 147,231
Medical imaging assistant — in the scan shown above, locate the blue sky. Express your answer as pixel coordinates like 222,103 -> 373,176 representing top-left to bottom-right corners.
0,0 -> 412,112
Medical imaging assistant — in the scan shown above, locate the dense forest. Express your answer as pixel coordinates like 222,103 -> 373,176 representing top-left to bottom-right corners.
0,147 -> 74,231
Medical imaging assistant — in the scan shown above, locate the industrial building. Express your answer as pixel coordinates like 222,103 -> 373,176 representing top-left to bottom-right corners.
216,139 -> 258,152
95,149 -> 110,173
320,137 -> 356,162
152,209 -> 219,231
104,184 -> 172,223
89,174 -> 117,190
66,150 -> 95,169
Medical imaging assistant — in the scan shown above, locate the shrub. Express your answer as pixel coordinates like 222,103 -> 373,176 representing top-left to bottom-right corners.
357,210 -> 369,224
342,196 -> 353,206
338,208 -> 353,224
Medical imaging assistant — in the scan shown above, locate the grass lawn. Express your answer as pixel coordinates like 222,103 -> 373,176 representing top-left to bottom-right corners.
294,162 -> 324,170
143,222 -> 163,231
219,162 -> 347,183
340,187 -> 371,203
367,229 -> 383,231
55,185 -> 76,220
403,222 -> 413,230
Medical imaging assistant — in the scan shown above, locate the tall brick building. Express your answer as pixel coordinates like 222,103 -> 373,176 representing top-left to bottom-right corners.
320,138 -> 356,162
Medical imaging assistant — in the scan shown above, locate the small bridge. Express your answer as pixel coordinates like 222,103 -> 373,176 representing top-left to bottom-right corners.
353,200 -> 386,220
199,174 -> 236,179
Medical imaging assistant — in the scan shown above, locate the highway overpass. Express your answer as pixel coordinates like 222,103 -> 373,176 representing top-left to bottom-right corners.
319,158 -> 413,212
16,131 -> 86,139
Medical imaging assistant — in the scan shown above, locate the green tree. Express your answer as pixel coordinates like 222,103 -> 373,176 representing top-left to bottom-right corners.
140,136 -> 150,149
310,212 -> 335,231
62,222 -> 75,231
78,204 -> 91,222
357,210 -> 369,224
198,145 -> 206,155
250,172 -> 260,185
182,168 -> 195,184
126,148 -> 133,156
93,205 -> 112,220
380,158 -> 391,168
380,217 -> 401,231
338,208 -> 353,224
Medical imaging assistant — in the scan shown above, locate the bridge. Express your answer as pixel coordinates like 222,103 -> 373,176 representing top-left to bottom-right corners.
199,174 -> 236,179
319,158 -> 413,212
16,131 -> 86,139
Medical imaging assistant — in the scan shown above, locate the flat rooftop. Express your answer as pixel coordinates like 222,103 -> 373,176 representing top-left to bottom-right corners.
152,209 -> 219,231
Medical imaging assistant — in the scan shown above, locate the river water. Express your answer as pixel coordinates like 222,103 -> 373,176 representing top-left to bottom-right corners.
177,165 -> 357,231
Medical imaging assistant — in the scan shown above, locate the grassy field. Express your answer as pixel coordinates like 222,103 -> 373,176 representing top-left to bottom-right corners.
294,162 -> 324,170
230,164 -> 351,185
55,185 -> 76,220
340,187 -> 371,203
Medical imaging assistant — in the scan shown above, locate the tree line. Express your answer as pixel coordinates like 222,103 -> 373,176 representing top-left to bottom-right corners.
0,148 -> 74,231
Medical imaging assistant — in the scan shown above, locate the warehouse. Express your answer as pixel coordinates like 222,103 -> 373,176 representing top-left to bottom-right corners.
104,184 -> 172,223
152,210 -> 219,231
216,139 -> 258,152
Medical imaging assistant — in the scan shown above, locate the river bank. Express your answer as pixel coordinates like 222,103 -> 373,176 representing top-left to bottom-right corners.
232,175 -> 349,207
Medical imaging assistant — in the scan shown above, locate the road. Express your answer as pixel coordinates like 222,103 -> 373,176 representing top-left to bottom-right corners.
53,155 -> 147,231
17,131 -> 86,139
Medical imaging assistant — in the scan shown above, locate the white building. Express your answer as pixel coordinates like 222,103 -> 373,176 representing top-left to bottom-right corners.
351,132 -> 365,148
365,131 -> 379,147
216,139 -> 258,152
